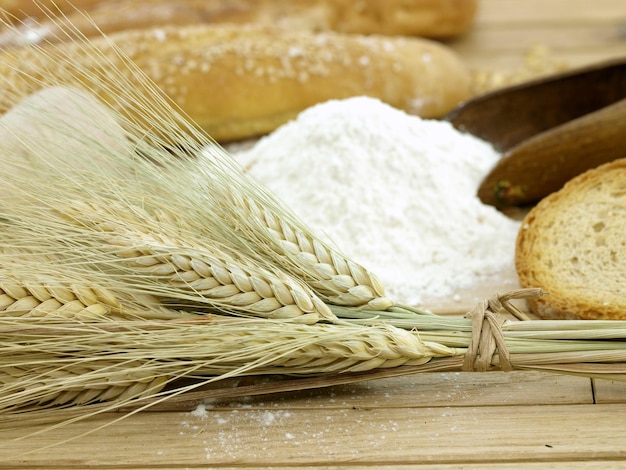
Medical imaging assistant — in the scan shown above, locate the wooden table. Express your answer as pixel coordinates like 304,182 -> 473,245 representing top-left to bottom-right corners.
2,0 -> 626,468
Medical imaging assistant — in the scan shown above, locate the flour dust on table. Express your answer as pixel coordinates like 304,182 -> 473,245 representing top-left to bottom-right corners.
233,97 -> 520,309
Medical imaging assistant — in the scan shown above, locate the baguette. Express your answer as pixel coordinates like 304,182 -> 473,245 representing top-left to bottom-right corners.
0,0 -> 103,22
0,24 -> 472,142
515,158 -> 626,320
1,0 -> 477,45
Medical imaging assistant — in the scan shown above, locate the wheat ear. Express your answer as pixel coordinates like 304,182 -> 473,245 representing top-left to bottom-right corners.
0,276 -> 117,320
112,232 -> 334,323
0,316 -> 454,411
48,199 -> 334,323
0,360 -> 169,409
219,190 -> 394,310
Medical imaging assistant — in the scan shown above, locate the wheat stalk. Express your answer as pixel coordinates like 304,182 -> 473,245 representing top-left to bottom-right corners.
0,218 -> 335,324
0,315 -> 451,412
0,88 -> 336,324
7,299 -> 626,416
0,12 -> 396,312
47,199 -> 336,323
7,6 -> 618,437
0,183 -> 335,324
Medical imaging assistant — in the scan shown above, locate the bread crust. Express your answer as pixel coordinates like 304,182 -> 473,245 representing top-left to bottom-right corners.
516,158 -> 626,320
0,0 -> 477,41
0,0 -> 103,21
0,24 -> 472,142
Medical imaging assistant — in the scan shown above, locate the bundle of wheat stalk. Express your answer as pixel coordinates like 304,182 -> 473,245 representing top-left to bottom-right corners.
1,8 -> 626,438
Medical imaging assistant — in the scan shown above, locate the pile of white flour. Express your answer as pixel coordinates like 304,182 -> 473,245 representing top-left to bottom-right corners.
235,97 -> 520,308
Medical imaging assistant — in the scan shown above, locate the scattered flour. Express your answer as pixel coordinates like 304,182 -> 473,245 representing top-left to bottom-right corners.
191,403 -> 209,418
235,97 -> 521,307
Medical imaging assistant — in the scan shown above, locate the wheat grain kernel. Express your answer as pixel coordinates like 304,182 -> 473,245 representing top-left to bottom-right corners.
47,284 -> 77,303
295,230 -> 315,254
250,297 -> 283,312
329,250 -> 351,276
114,246 -> 143,258
289,287 -> 315,312
210,264 -> 234,285
349,285 -> 376,299
226,264 -> 253,292
0,294 -> 15,309
145,262 -> 177,276
173,269 -> 201,283
56,300 -> 88,317
296,251 -> 319,267
222,291 -> 263,306
314,261 -> 337,279
2,283 -> 29,299
99,385 -> 125,402
32,298 -> 64,315
83,303 -> 110,316
72,285 -> 99,306
347,261 -> 372,287
279,239 -> 300,255
293,312 -> 321,324
190,258 -> 211,278
7,296 -> 40,311
27,284 -> 53,302
189,277 -> 220,291
310,295 -> 329,313
250,276 -> 274,298
93,286 -> 121,308
367,296 -> 395,310
332,274 -> 357,290
270,281 -> 295,306
312,240 -> 332,265
133,255 -> 161,267
171,254 -> 192,271
369,273 -> 387,297
204,284 -> 240,298
268,305 -> 309,319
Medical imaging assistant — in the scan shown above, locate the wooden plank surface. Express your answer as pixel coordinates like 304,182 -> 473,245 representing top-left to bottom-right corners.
454,0 -> 626,71
3,402 -> 626,467
594,379 -> 626,404
451,0 -> 626,95
0,372 -> 606,467
2,0 -> 626,468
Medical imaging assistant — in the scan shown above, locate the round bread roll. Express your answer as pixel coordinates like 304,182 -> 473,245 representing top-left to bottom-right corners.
516,158 -> 626,320
0,24 -> 472,142
0,0 -> 477,44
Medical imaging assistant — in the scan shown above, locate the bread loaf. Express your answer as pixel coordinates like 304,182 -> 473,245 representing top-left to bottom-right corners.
0,24 -> 472,142
515,158 -> 626,320
0,0 -> 103,22
1,0 -> 477,44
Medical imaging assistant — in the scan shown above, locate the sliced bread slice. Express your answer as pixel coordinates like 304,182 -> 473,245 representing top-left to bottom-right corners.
515,158 -> 626,320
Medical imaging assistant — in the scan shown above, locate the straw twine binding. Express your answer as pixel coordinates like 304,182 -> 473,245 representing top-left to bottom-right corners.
463,288 -> 546,372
